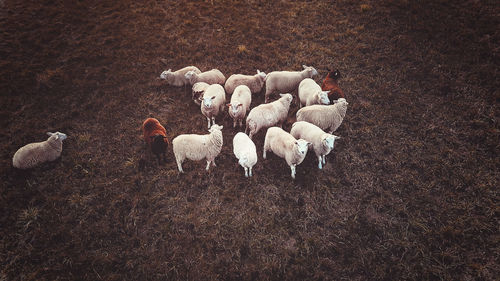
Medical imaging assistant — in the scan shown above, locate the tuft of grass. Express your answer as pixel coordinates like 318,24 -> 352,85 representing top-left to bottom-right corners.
18,207 -> 40,230
360,4 -> 371,12
237,44 -> 248,53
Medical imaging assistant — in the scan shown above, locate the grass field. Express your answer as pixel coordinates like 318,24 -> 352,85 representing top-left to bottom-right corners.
0,0 -> 498,280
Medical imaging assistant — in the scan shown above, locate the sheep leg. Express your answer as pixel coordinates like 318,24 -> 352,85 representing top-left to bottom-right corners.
322,155 -> 326,165
249,167 -> 253,177
244,167 -> 249,177
238,119 -> 243,128
233,119 -> 237,128
317,156 -> 323,170
290,165 -> 296,179
176,159 -> 184,173
211,117 -> 216,126
205,160 -> 211,171
156,153 -> 162,166
206,117 -> 211,129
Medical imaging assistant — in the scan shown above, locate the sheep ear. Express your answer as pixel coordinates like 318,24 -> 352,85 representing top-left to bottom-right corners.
226,103 -> 231,107
257,69 -> 260,74
335,136 -> 341,140
302,65 -> 308,69
167,69 -> 171,72
238,103 -> 243,107
307,142 -> 312,147
47,132 -> 54,136
323,90 -> 330,95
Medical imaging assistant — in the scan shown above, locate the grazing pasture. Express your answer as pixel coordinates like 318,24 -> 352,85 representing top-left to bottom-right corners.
0,0 -> 498,280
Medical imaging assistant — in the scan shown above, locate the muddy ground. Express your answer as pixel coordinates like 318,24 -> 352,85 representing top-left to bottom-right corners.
0,0 -> 498,280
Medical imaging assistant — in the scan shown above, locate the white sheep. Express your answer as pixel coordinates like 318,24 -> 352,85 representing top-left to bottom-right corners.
290,121 -> 340,169
296,98 -> 348,133
224,70 -> 267,95
263,127 -> 311,179
172,124 -> 223,173
160,66 -> 201,86
12,132 -> 67,169
227,85 -> 252,128
245,93 -> 293,140
264,65 -> 318,103
298,78 -> 330,108
185,69 -> 226,85
233,132 -> 257,177
192,82 -> 210,105
200,84 -> 226,129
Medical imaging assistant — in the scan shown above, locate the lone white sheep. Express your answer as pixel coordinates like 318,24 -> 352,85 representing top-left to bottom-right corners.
12,132 -> 67,169
290,121 -> 340,169
224,70 -> 267,95
192,82 -> 210,105
200,84 -> 226,128
298,78 -> 330,108
264,65 -> 318,103
185,69 -> 226,85
263,127 -> 311,179
233,132 -> 257,177
160,66 -> 201,86
172,124 -> 223,173
296,98 -> 348,133
227,85 -> 251,128
245,93 -> 293,139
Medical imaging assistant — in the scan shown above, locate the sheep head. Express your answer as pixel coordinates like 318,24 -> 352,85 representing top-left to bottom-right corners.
227,102 -> 243,115
160,69 -> 172,80
238,156 -> 248,167
209,124 -> 223,132
279,93 -> 293,104
295,139 -> 311,156
333,98 -> 348,105
185,70 -> 196,83
302,65 -> 318,77
202,96 -> 216,108
256,70 -> 267,81
47,132 -> 67,141
322,134 -> 340,150
319,90 -> 331,105
150,135 -> 167,155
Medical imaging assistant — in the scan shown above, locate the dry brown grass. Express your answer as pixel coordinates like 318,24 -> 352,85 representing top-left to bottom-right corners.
0,0 -> 499,280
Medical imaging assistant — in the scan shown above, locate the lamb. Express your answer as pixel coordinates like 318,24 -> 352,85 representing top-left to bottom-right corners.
298,78 -> 330,108
321,69 -> 345,102
185,69 -> 226,85
172,124 -> 223,173
263,127 -> 311,179
296,98 -> 349,134
227,85 -> 251,128
192,82 -> 210,105
264,65 -> 318,103
245,93 -> 293,140
12,132 -> 67,169
233,132 -> 257,177
224,70 -> 267,95
142,118 -> 169,165
200,84 -> 226,128
290,121 -> 340,169
160,66 -> 201,86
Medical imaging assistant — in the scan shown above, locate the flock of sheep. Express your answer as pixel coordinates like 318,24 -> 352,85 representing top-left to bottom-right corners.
12,64 -> 348,179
